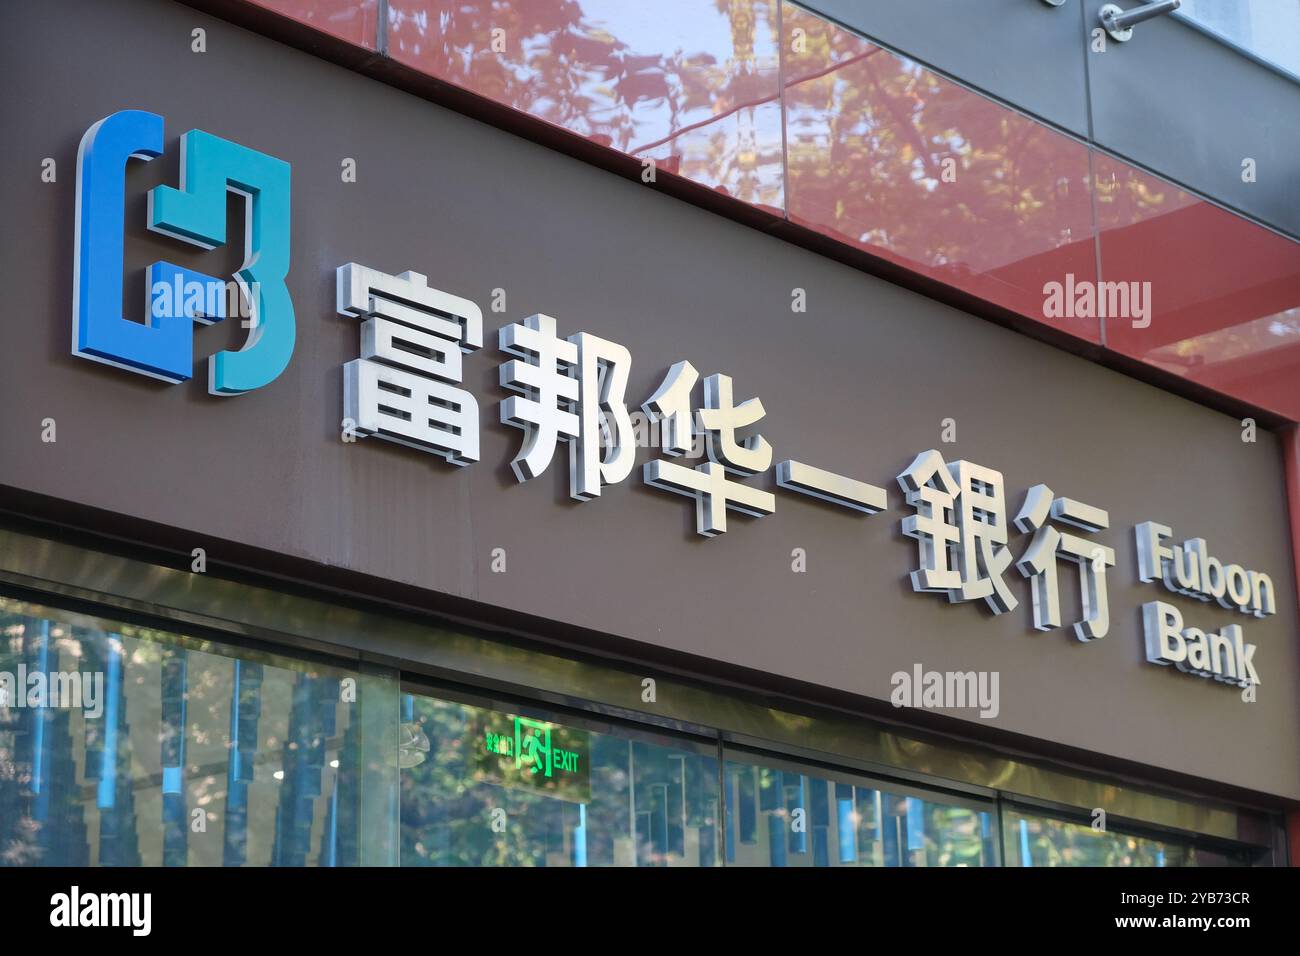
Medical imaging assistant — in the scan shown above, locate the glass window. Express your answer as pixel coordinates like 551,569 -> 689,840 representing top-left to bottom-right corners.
1003,807 -> 1254,867
723,752 -> 996,867
1176,0 -> 1300,79
0,595 -> 399,866
399,690 -> 720,866
0,592 -> 1270,868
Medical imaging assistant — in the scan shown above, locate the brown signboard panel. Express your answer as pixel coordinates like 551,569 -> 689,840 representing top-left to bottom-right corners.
2,0 -> 1298,800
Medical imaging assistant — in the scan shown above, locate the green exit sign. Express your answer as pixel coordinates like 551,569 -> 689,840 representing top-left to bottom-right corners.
474,712 -> 591,802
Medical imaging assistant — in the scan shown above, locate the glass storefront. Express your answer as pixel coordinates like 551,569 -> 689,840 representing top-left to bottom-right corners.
724,753 -> 995,867
1003,808 -> 1252,868
0,595 -> 398,867
399,691 -> 720,867
0,593 -> 1276,867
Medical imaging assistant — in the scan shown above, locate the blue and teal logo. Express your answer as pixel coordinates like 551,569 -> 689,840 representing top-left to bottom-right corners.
73,110 -> 293,394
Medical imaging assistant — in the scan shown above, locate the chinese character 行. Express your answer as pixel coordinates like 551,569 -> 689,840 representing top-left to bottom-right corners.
1014,484 -> 1115,640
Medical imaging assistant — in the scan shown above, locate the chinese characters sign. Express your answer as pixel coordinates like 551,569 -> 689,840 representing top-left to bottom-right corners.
336,263 -> 1276,693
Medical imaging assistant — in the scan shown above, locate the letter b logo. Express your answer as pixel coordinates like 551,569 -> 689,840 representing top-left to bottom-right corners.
73,110 -> 293,394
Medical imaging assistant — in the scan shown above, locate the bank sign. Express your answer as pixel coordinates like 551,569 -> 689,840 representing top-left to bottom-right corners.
72,111 -> 1278,694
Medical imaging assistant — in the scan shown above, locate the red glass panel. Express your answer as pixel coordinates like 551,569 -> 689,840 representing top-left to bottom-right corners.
387,0 -> 786,209
231,0 -> 1300,421
1096,154 -> 1300,421
781,2 -> 1099,342
243,0 -> 378,48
